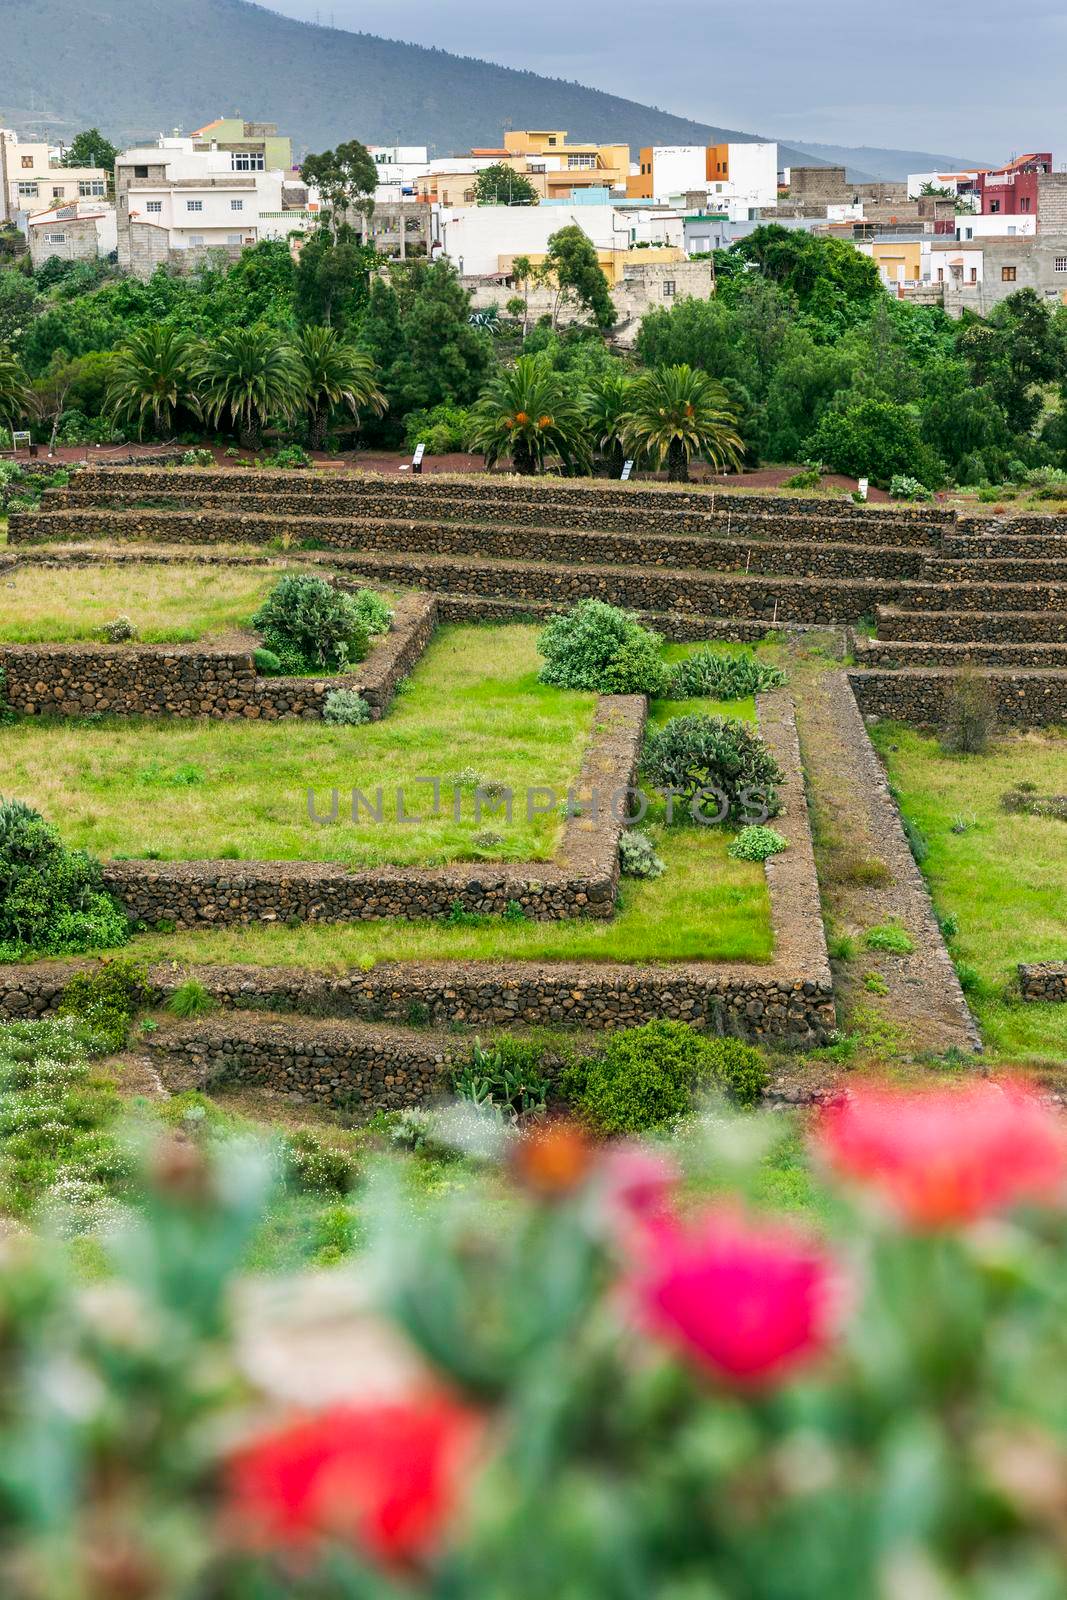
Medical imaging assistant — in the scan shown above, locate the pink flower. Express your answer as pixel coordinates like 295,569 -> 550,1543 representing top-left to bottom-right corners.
628,1206 -> 839,1388
225,1392 -> 483,1571
599,1143 -> 680,1234
816,1081 -> 1067,1229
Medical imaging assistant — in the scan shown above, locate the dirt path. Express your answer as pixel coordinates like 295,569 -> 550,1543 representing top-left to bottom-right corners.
790,649 -> 981,1062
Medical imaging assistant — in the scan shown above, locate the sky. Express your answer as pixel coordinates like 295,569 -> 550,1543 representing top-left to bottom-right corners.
261,0 -> 1066,162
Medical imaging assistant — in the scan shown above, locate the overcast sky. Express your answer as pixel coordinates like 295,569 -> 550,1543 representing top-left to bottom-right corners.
261,0 -> 1065,161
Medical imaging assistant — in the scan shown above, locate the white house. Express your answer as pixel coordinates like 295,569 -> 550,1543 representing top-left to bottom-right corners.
27,202 -> 117,267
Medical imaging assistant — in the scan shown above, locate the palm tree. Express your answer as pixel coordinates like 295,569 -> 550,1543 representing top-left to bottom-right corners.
294,325 -> 386,452
105,325 -> 199,439
193,327 -> 301,452
585,371 -> 632,477
622,365 -> 744,483
468,354 -> 591,477
0,344 -> 31,431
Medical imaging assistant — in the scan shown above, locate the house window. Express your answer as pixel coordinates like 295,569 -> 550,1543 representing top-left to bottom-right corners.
17,182 -> 38,198
1002,265 -> 1017,281
227,233 -> 242,245
989,199 -> 1000,213
146,200 -> 162,213
1020,197 -> 1031,211
187,235 -> 204,247
52,186 -> 65,198
663,280 -> 676,297
1008,226 -> 1017,236
231,151 -> 265,171
230,199 -> 244,211
970,267 -> 978,283
1055,258 -> 1067,272
567,153 -> 596,169
45,233 -> 66,244
79,180 -> 105,197
187,200 -> 203,212
134,165 -> 148,179
20,155 -> 33,169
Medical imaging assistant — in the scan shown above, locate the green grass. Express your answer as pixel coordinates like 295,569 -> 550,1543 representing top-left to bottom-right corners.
871,722 -> 1067,1064
0,625 -> 597,866
0,561 -> 292,644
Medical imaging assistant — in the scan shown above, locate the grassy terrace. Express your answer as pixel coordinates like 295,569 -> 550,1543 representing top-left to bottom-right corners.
0,562 -> 304,644
871,724 -> 1067,1063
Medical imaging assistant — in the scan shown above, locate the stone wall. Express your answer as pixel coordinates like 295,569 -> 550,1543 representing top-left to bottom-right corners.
848,667 -> 1067,727
854,637 -> 1067,669
876,606 -> 1067,644
0,594 -> 435,722
1019,963 -> 1067,1003
101,695 -> 646,927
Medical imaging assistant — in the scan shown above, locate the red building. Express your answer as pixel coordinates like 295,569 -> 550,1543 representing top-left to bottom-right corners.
977,153 -> 1053,217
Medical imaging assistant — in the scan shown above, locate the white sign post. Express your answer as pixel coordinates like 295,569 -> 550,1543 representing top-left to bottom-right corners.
11,431 -> 31,457
620,459 -> 634,482
412,442 -> 426,475
857,476 -> 869,502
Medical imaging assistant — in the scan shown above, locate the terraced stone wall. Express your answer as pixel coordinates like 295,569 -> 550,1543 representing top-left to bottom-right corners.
848,667 -> 1067,727
1019,963 -> 1067,1002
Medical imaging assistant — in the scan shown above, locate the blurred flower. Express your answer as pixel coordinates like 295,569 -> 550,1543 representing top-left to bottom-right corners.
816,1081 -> 1067,1228
627,1205 -> 839,1388
225,1391 -> 484,1571
511,1120 -> 594,1197
599,1143 -> 679,1237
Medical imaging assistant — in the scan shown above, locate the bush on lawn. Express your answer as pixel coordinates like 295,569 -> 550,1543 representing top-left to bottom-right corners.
352,588 -> 393,636
322,688 -> 371,725
563,1019 -> 768,1133
538,600 -> 670,696
618,829 -> 665,879
57,960 -> 151,1053
0,798 -> 128,961
251,575 -> 369,672
642,714 -> 783,824
728,825 -> 788,862
941,668 -> 998,755
668,649 -> 786,701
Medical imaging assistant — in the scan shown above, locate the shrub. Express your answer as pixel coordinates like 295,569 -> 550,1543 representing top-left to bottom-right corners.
271,444 -> 311,469
100,614 -> 137,643
642,714 -> 783,825
901,814 -> 929,865
252,647 -> 282,675
563,1020 -> 767,1133
251,574 -> 369,671
57,960 -> 150,1052
864,923 -> 915,955
284,1130 -> 357,1194
728,825 -> 788,862
827,932 -> 856,961
941,669 -> 997,755
538,601 -> 670,697
322,688 -> 371,726
889,474 -> 933,501
618,829 -> 665,880
181,448 -> 214,467
351,589 -> 393,636
0,798 -> 128,962
669,649 -> 786,701
169,980 -> 218,1020
782,467 -> 822,489
454,1037 -> 552,1121
403,404 -> 472,455
833,854 -> 893,887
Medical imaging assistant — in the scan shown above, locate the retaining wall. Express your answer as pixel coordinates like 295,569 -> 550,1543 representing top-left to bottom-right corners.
1019,963 -> 1067,1003
848,667 -> 1067,726
876,606 -> 1067,644
853,637 -> 1067,669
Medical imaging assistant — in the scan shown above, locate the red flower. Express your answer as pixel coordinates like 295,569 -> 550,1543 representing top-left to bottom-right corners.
225,1392 -> 483,1571
628,1206 -> 838,1388
816,1081 -> 1067,1228
599,1143 -> 679,1235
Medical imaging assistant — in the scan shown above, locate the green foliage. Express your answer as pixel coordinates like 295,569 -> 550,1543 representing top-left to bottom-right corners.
889,473 -> 932,501
194,326 -> 301,450
181,447 -> 213,466
783,466 -> 822,489
728,825 -> 788,862
668,649 -> 785,701
100,614 -> 137,642
469,353 -> 592,475
168,980 -> 218,1020
270,443 -> 311,468
292,228 -> 375,334
584,369 -> 633,473
544,224 -> 616,330
941,669 -> 998,755
106,325 -> 200,439
322,688 -> 371,725
293,323 -> 385,450
351,588 -> 393,635
301,140 -> 378,229
358,258 -> 493,429
0,342 -> 31,427
57,959 -> 150,1052
61,128 -> 117,173
864,922 -> 915,954
618,828 -> 665,880
811,396 -> 938,487
251,574 -> 369,671
623,363 -> 744,482
283,1129 -> 358,1194
564,1019 -> 767,1132
642,714 -> 783,824
0,797 -> 128,962
537,600 -> 669,695
403,403 -> 472,454
473,164 -> 540,206
454,1036 -> 552,1120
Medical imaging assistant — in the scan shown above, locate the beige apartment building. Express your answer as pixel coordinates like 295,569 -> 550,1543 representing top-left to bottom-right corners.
0,132 -> 108,224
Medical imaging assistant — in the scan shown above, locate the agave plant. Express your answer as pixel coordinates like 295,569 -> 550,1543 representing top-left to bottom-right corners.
468,354 -> 591,476
294,325 -> 386,452
585,370 -> 633,477
193,327 -> 301,452
105,325 -> 199,439
622,364 -> 744,483
0,344 -> 31,431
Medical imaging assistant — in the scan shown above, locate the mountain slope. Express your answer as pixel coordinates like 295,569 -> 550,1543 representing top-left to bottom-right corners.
783,140 -> 987,181
2,0 -> 825,164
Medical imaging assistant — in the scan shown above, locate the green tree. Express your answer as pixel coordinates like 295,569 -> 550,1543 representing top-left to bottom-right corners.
0,269 -> 42,351
811,397 -> 937,486
0,344 -> 31,428
301,141 -> 378,236
585,370 -> 633,475
357,258 -> 493,428
544,225 -> 616,331
956,289 -> 1065,435
194,327 -> 300,451
473,164 -> 540,206
294,325 -> 385,451
622,364 -> 743,483
61,129 -> 118,175
468,353 -> 591,475
106,326 -> 199,439
293,228 -> 377,332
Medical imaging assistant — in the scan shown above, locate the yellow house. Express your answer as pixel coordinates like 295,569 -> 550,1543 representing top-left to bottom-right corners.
498,244 -> 683,288
858,238 -> 923,286
501,130 -> 630,197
